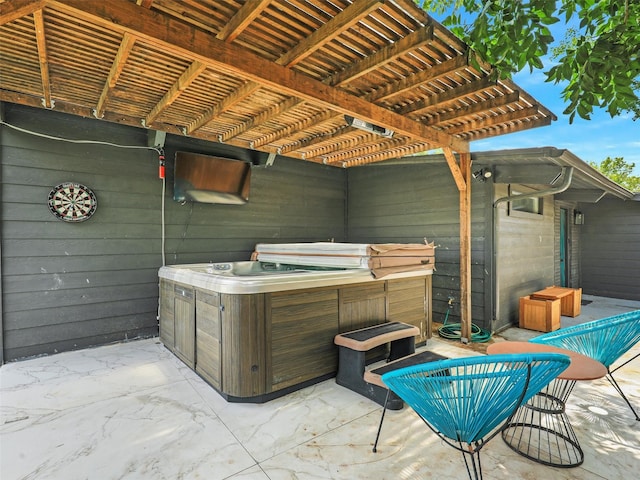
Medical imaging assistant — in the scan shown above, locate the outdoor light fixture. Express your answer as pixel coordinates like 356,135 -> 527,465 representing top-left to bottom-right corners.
472,168 -> 493,182
344,115 -> 394,138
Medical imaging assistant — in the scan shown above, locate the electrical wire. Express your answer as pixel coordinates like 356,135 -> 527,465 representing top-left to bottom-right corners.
161,176 -> 166,266
1,119 -> 167,266
438,305 -> 492,343
0,119 -> 163,154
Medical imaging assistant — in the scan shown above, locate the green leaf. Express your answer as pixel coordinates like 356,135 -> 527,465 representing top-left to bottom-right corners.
540,16 -> 561,25
416,0 -> 640,122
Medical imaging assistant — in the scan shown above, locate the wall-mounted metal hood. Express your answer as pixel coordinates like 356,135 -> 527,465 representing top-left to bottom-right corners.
173,152 -> 251,205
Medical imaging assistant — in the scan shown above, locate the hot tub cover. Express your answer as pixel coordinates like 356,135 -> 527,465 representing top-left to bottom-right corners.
254,242 -> 435,278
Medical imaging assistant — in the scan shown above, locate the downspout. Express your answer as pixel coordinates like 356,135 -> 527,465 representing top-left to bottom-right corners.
491,166 -> 574,325
494,167 -> 574,207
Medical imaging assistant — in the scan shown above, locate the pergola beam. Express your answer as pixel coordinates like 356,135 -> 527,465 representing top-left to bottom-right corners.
32,9 -> 52,108
339,141 -> 432,167
422,91 -> 520,126
462,116 -> 553,141
280,125 -> 357,155
0,0 -> 45,25
444,106 -> 540,134
225,22 -> 435,145
48,0 -> 468,152
283,60 -> 508,156
277,0 -> 383,68
303,131 -> 375,160
95,32 -> 135,118
250,110 -> 336,149
270,57 -> 474,154
188,0 -> 386,136
239,24 -> 436,148
323,136 -> 414,164
368,54 -> 471,103
329,25 -> 434,87
443,147 -> 467,192
216,0 -> 272,43
146,1 -> 272,130
186,81 -> 261,135
220,97 -> 303,143
397,77 -> 496,115
144,60 -> 207,127
218,0 -> 377,142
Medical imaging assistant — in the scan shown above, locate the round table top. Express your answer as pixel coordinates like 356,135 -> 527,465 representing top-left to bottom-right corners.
487,341 -> 607,381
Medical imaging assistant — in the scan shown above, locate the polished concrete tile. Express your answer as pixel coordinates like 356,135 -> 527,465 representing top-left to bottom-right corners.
1,297 -> 639,480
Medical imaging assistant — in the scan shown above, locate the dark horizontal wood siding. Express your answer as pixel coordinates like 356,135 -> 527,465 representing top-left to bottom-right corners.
1,106 -> 161,361
0,104 -> 345,361
579,197 -> 640,300
346,162 -> 492,330
161,137 -> 345,265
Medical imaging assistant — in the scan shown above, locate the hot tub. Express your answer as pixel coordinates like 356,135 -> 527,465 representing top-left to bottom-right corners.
178,261 -> 348,276
158,261 -> 388,294
158,260 -> 434,402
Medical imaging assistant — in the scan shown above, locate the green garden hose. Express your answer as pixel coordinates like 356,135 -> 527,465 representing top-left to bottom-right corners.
438,305 -> 492,343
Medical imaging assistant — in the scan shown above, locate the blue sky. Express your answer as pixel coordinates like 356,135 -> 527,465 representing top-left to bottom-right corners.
472,69 -> 640,176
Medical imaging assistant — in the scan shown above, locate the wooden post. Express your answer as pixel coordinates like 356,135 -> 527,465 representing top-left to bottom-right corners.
459,152 -> 472,342
443,148 -> 472,343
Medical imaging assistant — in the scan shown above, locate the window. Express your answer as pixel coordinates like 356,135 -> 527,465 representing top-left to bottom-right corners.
508,186 -> 543,216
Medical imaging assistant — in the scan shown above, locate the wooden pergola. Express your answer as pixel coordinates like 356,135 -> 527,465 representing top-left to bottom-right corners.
0,0 -> 556,341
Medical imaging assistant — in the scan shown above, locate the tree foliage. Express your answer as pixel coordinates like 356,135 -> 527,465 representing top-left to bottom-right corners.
416,0 -> 640,123
589,157 -> 640,192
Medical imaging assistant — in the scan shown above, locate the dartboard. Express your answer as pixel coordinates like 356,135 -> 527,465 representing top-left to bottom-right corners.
48,182 -> 97,222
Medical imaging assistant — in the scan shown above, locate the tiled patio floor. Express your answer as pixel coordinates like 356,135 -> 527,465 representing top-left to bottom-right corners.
1,295 -> 639,479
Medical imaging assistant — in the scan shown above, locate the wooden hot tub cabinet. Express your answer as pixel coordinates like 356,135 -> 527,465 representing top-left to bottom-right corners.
159,273 -> 432,402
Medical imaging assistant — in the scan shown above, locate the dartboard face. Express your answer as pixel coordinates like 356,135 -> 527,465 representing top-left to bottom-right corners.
48,182 -> 97,222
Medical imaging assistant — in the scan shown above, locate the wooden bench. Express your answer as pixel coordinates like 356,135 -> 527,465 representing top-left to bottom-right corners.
334,322 -> 419,408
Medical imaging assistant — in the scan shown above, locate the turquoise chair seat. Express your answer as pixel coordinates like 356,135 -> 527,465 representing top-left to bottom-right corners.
531,309 -> 640,420
381,353 -> 569,480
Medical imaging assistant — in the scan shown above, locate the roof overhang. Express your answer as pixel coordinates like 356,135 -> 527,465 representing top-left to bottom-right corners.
473,147 -> 635,201
375,147 -> 636,201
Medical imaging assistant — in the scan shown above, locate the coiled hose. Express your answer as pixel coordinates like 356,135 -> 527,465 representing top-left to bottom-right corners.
438,304 -> 492,343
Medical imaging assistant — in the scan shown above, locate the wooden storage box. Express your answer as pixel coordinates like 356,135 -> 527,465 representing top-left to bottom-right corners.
530,287 -> 582,317
519,295 -> 561,332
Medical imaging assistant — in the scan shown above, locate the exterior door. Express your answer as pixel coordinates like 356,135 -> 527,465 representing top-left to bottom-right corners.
560,208 -> 569,287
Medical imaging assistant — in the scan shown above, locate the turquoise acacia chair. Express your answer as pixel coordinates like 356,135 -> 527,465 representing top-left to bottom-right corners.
531,309 -> 640,420
381,353 -> 569,480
